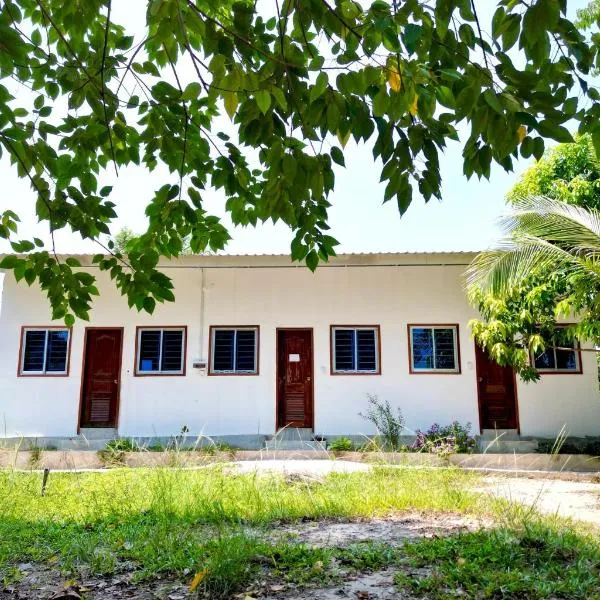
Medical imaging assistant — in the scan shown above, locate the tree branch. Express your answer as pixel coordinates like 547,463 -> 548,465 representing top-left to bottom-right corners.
100,0 -> 118,176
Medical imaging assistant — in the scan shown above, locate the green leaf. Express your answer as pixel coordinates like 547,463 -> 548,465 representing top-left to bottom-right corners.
372,88 -> 388,117
483,90 -> 503,115
330,147 -> 345,167
337,129 -> 351,148
255,90 -> 271,114
592,131 -> 600,161
143,296 -> 156,314
310,72 -> 328,103
537,121 -> 574,144
223,91 -> 238,119
306,250 -> 319,271
0,255 -> 19,269
182,82 -> 202,101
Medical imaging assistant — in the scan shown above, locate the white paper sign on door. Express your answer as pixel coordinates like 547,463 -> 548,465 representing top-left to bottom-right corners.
289,353 -> 300,362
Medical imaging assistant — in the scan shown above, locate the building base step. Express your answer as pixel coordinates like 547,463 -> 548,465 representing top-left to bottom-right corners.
79,428 -> 118,440
267,428 -> 314,442
264,440 -> 326,451
480,429 -> 522,442
478,439 -> 538,454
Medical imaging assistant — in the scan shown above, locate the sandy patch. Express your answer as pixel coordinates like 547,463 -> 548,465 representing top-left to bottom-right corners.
273,512 -> 490,547
260,569 -> 418,599
477,476 -> 600,525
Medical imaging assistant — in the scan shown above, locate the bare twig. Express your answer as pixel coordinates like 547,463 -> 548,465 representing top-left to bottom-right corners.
319,0 -> 362,40
470,0 -> 490,73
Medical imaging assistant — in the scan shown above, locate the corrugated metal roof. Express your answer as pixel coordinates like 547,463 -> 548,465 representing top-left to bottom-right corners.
6,250 -> 479,259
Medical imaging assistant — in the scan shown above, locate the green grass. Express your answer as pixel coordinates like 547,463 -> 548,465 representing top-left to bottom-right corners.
0,465 -> 598,598
396,524 -> 600,599
0,467 -> 476,572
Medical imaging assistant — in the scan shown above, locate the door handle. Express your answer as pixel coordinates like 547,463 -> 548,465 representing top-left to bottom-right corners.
113,379 -> 119,384
306,377 -> 311,381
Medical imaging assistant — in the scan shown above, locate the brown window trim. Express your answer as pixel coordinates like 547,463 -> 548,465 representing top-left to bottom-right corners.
134,326 -> 187,377
17,325 -> 73,377
329,325 -> 382,375
208,325 -> 260,376
407,323 -> 461,375
531,324 -> 583,375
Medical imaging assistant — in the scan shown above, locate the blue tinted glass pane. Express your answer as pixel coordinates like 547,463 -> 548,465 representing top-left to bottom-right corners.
434,328 -> 456,370
412,328 -> 433,369
334,330 -> 355,371
356,329 -> 376,371
213,330 -> 235,371
46,330 -> 69,372
534,350 -> 555,370
23,330 -> 46,372
161,330 -> 183,371
556,349 -> 577,370
236,330 -> 256,372
139,330 -> 161,371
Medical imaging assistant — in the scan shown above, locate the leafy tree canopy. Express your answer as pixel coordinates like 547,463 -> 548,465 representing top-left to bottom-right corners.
507,134 -> 600,209
468,196 -> 600,381
1,0 -> 600,323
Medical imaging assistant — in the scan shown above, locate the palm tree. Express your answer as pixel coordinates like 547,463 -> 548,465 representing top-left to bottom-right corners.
466,195 -> 600,297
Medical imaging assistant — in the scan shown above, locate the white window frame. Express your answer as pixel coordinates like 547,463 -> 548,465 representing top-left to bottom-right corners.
532,336 -> 581,374
136,327 -> 186,375
210,327 -> 258,374
409,325 -> 460,374
331,326 -> 380,374
20,328 -> 70,375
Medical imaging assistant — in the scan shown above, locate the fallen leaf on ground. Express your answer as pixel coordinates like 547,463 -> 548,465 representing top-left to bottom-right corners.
189,568 -> 208,592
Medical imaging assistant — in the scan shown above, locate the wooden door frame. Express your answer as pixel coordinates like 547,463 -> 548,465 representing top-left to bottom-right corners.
77,327 -> 124,432
275,327 -> 314,430
474,342 -> 520,434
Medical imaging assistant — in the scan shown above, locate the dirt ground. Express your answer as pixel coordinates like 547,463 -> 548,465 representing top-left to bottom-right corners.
477,475 -> 600,526
3,470 -> 600,599
0,512 -> 484,600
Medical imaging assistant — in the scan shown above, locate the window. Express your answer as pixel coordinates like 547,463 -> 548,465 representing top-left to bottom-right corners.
210,327 -> 259,374
19,328 -> 70,375
533,330 -> 581,373
331,326 -> 380,374
136,327 -> 186,375
409,325 -> 460,373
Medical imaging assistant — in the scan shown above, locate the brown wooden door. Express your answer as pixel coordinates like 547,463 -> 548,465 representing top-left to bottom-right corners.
475,344 -> 518,430
80,329 -> 123,428
277,329 -> 313,429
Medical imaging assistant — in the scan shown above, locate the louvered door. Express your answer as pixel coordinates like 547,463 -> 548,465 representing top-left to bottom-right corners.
80,329 -> 123,428
475,344 -> 518,430
277,329 -> 313,429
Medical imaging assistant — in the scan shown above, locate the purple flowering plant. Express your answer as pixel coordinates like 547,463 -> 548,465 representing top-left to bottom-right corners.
412,421 -> 476,456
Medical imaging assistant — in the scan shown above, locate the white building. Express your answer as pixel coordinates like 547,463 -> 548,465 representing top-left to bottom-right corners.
1,252 -> 598,448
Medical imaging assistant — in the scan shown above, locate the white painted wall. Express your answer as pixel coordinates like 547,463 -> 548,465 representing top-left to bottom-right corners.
0,253 -> 598,439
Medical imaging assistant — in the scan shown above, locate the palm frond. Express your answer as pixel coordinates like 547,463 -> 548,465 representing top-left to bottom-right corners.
467,196 -> 600,296
466,234 -> 582,296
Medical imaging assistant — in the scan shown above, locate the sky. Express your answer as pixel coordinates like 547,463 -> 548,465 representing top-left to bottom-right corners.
0,0 -> 592,256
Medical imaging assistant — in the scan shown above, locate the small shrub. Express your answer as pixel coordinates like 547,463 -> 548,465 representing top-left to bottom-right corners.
359,394 -> 404,451
355,438 -> 383,453
584,440 -> 600,456
105,438 -> 136,452
328,437 -> 353,452
536,437 -> 600,455
146,443 -> 165,452
412,422 -> 475,456
28,445 -> 42,469
98,438 -> 136,465
197,442 -> 236,456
